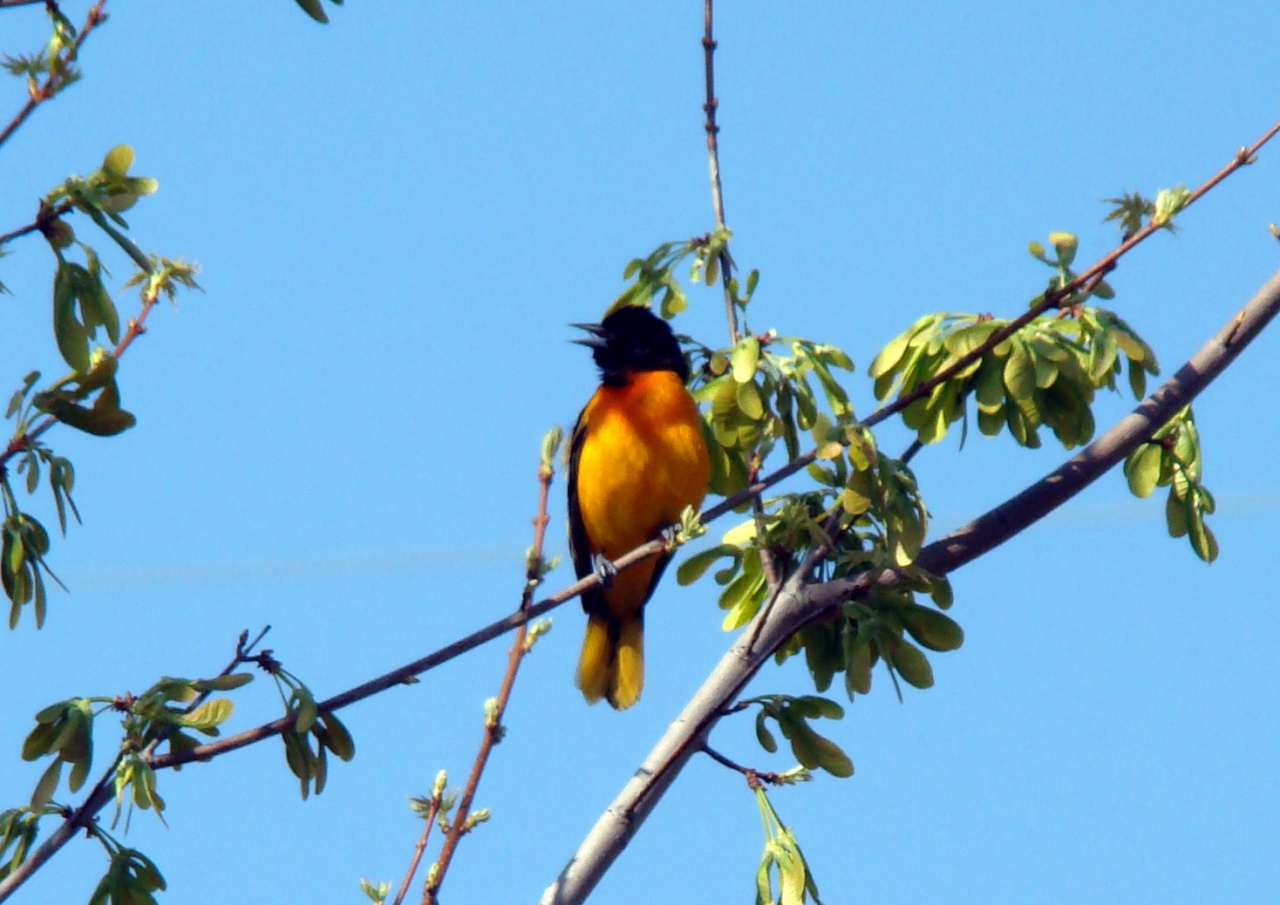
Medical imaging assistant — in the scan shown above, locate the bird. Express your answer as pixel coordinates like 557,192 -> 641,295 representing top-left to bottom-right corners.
567,304 -> 711,709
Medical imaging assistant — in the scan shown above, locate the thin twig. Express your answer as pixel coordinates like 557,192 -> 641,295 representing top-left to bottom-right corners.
420,454 -> 556,904
702,0 -> 739,345
0,628 -> 268,902
701,744 -> 784,789
0,0 -> 107,151
538,265 -> 1280,905
391,795 -> 441,905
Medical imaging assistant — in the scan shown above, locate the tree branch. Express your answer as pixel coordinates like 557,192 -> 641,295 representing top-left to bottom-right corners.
537,265 -> 1280,905
0,0 -> 107,151
0,628 -> 269,902
421,453 -> 556,903
702,0 -> 739,345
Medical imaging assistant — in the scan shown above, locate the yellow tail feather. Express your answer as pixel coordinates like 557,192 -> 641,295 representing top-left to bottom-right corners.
576,614 -> 645,710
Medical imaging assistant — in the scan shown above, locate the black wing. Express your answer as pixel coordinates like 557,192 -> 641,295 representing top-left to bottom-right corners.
566,406 -> 609,619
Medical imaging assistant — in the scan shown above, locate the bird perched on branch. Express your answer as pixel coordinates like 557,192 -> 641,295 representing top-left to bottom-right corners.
568,305 -> 710,709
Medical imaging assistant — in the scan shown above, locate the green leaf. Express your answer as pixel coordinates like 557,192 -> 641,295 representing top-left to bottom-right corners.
868,328 -> 914,381
103,145 -> 134,177
175,698 -> 232,732
1189,512 -> 1219,563
736,380 -> 765,421
293,688 -> 318,735
888,639 -> 934,689
808,733 -> 853,778
1048,231 -> 1078,268
52,264 -> 90,372
318,712 -> 355,762
1125,443 -> 1162,499
732,336 -> 760,383
676,544 -> 738,586
30,759 -> 61,814
293,0 -> 330,23
900,604 -> 964,652
195,673 -> 254,692
1002,339 -> 1036,404
755,713 -> 778,753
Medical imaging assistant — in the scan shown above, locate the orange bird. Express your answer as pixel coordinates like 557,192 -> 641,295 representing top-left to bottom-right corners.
568,305 -> 710,709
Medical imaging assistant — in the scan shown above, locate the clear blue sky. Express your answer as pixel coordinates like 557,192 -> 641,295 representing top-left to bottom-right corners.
3,3 -> 1279,903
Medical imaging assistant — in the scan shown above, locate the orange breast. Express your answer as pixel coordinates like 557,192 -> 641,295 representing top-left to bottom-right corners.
574,370 -> 710,617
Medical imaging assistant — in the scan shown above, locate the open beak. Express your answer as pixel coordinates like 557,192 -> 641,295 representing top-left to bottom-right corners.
570,321 -> 608,349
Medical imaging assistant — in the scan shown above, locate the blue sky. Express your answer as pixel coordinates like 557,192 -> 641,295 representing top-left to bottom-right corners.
3,3 -> 1279,903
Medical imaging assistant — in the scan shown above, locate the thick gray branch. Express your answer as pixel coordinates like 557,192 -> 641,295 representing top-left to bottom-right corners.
539,266 -> 1280,905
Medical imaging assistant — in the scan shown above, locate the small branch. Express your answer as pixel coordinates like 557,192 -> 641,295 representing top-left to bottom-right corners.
701,744 -> 785,789
420,455 -> 556,904
0,628 -> 267,902
391,796 -> 441,905
861,117 -> 1280,435
0,200 -> 72,249
0,0 -> 108,151
702,0 -> 739,345
537,266 -> 1280,905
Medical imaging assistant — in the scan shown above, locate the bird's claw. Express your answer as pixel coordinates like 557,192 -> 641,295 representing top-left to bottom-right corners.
659,524 -> 680,551
592,553 -> 618,588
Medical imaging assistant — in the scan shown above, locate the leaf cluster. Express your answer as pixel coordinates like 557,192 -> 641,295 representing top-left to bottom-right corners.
1,507 -> 61,629
0,806 -> 48,885
1,5 -> 85,101
1123,406 -> 1217,562
87,846 -> 166,905
691,333 -> 854,497
754,787 -> 823,905
747,695 -> 852,778
272,671 -> 355,800
869,261 -> 1158,450
2,145 -> 199,628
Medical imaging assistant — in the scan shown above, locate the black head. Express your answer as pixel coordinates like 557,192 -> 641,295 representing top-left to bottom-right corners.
572,306 -> 689,386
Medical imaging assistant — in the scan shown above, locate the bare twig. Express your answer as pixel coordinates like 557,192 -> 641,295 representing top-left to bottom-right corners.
0,0 -> 107,151
420,454 -> 556,904
391,795 -> 441,905
701,744 -> 786,789
702,0 -> 739,345
537,267 -> 1280,905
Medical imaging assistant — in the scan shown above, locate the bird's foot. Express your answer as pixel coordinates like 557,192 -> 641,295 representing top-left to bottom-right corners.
591,553 -> 618,588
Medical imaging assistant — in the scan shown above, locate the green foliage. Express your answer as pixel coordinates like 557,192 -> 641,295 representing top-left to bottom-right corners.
754,787 -> 824,905
22,698 -> 93,813
869,247 -> 1160,451
0,806 -> 49,884
86,845 -> 166,905
1,5 -> 84,100
1103,189 -> 1154,239
2,143 -> 199,627
746,695 -> 852,778
1103,186 -> 1191,238
690,334 -> 856,497
1123,406 -> 1218,562
0,507 -> 60,630
267,666 -> 356,800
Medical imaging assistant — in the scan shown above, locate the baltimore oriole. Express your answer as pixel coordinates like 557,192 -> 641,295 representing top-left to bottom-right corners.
568,305 -> 711,709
